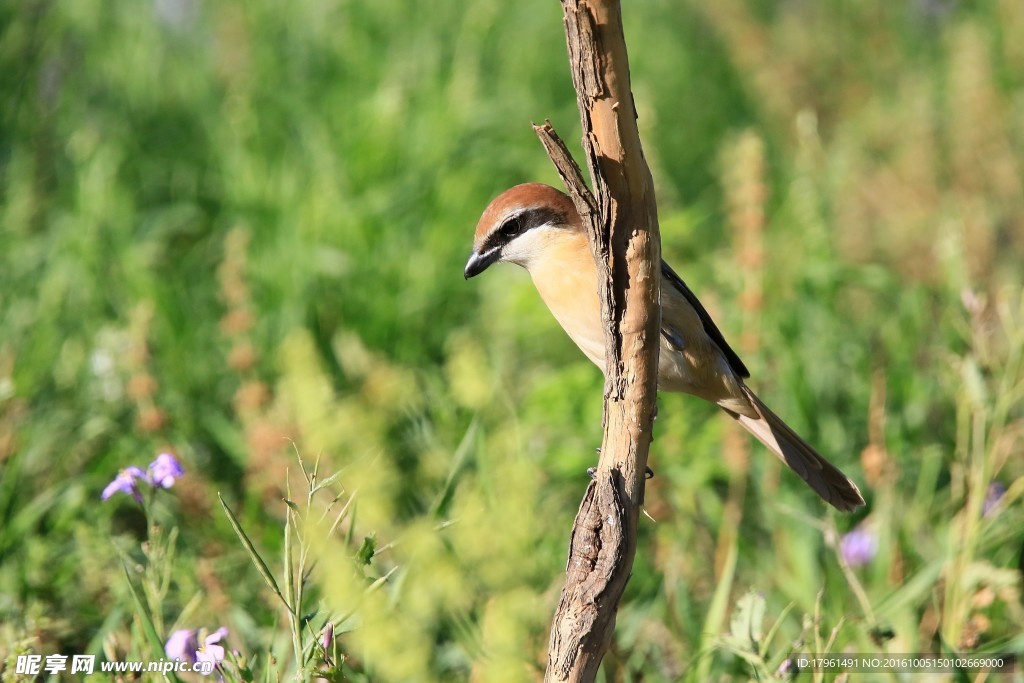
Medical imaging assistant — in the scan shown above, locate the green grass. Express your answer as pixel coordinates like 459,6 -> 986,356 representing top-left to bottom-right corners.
2,0 -> 1024,680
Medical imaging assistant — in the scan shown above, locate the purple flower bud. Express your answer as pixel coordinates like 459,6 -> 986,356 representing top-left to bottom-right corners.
776,658 -> 798,678
101,467 -> 148,504
983,482 -> 1006,517
322,622 -> 334,654
840,526 -> 878,567
147,453 -> 185,489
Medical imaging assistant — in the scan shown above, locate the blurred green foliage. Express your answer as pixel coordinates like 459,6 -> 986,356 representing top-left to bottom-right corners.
2,0 -> 1024,680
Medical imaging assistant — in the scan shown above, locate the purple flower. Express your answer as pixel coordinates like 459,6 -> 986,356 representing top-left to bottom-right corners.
196,627 -> 229,674
776,658 -> 797,678
147,453 -> 185,489
165,629 -> 200,663
983,482 -> 1006,517
101,467 -> 148,504
840,526 -> 878,567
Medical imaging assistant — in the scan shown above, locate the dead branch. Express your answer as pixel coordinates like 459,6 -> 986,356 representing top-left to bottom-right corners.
536,0 -> 662,680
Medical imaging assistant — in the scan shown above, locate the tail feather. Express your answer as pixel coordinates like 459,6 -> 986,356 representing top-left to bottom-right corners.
724,386 -> 865,512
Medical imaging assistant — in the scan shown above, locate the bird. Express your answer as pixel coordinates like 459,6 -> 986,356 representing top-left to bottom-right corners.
464,182 -> 865,511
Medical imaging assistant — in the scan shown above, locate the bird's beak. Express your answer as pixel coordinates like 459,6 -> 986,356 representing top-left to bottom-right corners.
464,248 -> 499,279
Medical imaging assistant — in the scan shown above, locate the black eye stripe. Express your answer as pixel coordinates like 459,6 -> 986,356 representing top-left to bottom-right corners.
481,207 -> 566,253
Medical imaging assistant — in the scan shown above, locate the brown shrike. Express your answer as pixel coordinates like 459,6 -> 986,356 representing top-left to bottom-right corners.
465,183 -> 865,512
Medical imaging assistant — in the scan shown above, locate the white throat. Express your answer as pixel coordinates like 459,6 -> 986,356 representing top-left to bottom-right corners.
499,223 -> 559,269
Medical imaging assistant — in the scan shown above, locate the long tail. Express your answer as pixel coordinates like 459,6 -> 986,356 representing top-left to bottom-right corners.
723,385 -> 865,512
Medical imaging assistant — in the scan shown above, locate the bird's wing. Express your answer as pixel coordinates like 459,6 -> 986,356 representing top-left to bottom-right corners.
660,260 -> 750,379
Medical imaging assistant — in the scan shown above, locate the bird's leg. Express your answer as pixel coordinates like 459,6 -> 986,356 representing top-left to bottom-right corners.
641,401 -> 656,500
638,465 -> 655,507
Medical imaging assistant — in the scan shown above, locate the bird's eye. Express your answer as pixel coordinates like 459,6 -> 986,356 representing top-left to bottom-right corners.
497,214 -> 524,241
480,214 -> 525,254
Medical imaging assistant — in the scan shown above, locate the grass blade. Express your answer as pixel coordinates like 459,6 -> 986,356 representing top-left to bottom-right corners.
122,563 -> 181,683
218,492 -> 290,611
310,469 -> 345,496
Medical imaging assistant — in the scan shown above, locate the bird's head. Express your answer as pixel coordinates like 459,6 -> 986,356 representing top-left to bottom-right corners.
464,183 -> 580,279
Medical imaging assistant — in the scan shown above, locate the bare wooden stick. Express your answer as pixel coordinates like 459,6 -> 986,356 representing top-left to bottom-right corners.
536,0 -> 662,679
